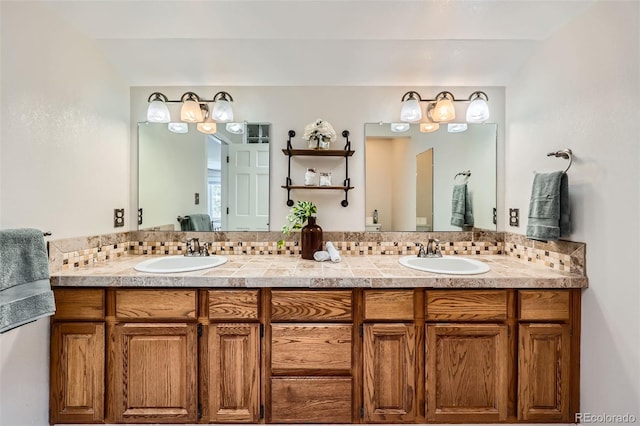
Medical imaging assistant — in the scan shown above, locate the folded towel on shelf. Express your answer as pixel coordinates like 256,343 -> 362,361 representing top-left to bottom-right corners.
450,184 -> 474,228
313,251 -> 331,262
326,242 -> 342,263
526,171 -> 571,241
0,228 -> 55,333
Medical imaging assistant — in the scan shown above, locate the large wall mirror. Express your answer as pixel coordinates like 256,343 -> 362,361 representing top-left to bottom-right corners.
138,122 -> 270,231
365,122 -> 497,232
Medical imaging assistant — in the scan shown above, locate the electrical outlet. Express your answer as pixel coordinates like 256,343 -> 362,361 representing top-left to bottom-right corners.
509,208 -> 520,227
195,193 -> 200,205
138,208 -> 143,225
114,208 -> 125,228
493,208 -> 497,225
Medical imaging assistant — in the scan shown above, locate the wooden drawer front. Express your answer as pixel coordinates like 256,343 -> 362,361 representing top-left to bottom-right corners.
209,290 -> 259,321
115,290 -> 196,320
271,324 -> 352,375
53,289 -> 104,320
364,290 -> 414,321
426,290 -> 508,322
271,290 -> 352,321
271,377 -> 352,423
519,290 -> 570,321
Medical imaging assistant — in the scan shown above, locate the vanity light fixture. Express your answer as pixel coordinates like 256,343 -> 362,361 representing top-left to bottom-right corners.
420,105 -> 440,133
168,122 -> 189,134
399,90 -> 489,124
146,90 -> 235,124
466,91 -> 490,123
390,122 -> 410,132
447,123 -> 468,133
196,105 -> 217,135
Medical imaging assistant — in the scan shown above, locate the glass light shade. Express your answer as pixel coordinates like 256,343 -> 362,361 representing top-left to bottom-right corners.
180,100 -> 204,123
390,122 -> 410,132
168,122 -> 189,133
197,120 -> 217,134
448,123 -> 468,133
226,122 -> 245,134
147,100 -> 171,123
466,98 -> 490,123
420,122 -> 440,133
400,98 -> 422,122
212,99 -> 234,122
433,98 -> 456,122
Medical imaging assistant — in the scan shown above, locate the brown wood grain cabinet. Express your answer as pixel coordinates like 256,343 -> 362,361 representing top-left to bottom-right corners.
50,286 -> 580,424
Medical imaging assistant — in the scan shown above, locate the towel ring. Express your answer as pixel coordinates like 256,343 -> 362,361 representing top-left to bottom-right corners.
547,148 -> 573,173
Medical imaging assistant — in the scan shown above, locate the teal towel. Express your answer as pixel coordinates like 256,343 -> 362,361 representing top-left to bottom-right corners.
450,184 -> 474,228
526,171 -> 571,241
180,217 -> 194,231
0,229 -> 55,333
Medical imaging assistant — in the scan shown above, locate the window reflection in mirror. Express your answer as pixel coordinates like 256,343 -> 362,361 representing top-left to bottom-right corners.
364,123 -> 497,232
138,122 -> 270,232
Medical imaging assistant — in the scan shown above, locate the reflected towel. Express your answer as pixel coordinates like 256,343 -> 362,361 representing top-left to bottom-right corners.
450,184 -> 474,228
326,242 -> 342,263
526,171 -> 570,241
0,229 -> 55,333
180,214 -> 213,232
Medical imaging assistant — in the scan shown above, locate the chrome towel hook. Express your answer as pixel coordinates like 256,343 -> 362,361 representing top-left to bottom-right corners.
547,148 -> 573,173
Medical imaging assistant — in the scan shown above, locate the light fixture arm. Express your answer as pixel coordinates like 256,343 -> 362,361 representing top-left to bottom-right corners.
147,92 -> 169,103
400,90 -> 489,104
146,91 -> 234,104
401,91 -> 422,102
213,91 -> 234,103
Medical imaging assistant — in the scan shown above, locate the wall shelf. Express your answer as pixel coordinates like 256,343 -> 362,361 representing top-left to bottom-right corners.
282,129 -> 353,207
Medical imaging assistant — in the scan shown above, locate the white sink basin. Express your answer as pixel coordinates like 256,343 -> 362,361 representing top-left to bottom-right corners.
398,255 -> 490,275
134,255 -> 228,273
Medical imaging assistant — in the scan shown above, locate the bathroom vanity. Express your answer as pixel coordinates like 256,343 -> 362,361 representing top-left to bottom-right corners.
48,254 -> 585,425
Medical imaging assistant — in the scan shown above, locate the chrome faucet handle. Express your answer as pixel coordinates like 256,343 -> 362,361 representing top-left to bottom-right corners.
417,243 -> 426,258
184,239 -> 194,255
200,242 -> 210,256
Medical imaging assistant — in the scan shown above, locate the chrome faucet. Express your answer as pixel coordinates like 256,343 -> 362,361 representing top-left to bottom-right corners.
418,239 -> 442,258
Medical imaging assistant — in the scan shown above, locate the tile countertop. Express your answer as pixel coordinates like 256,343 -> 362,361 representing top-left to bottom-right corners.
50,254 -> 588,289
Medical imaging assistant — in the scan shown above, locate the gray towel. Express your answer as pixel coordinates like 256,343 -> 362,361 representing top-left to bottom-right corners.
0,229 -> 55,333
181,214 -> 213,232
526,171 -> 571,241
450,184 -> 474,228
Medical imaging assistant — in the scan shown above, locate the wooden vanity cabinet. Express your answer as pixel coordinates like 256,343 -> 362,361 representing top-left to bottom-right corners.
204,290 -> 261,423
50,289 -> 106,424
108,289 -> 199,423
425,290 -> 511,423
268,290 -> 354,424
517,290 -> 579,422
362,290 -> 420,423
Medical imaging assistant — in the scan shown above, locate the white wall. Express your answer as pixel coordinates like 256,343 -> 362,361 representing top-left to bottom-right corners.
506,0 -> 640,416
0,2 -> 129,425
130,86 -> 506,232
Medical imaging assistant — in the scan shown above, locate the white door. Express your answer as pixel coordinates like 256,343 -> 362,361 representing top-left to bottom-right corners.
226,143 -> 269,231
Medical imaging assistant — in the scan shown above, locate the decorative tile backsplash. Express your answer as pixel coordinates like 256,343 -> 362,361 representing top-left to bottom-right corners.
48,230 -> 585,276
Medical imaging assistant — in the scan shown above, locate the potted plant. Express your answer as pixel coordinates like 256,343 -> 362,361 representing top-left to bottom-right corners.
279,200 -> 323,259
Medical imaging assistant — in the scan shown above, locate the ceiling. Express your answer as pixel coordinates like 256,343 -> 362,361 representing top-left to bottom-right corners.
41,0 -> 595,87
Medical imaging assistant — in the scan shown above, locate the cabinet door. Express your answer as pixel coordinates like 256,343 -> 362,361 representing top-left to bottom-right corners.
518,323 -> 571,421
50,322 -> 105,424
110,323 -> 197,423
363,323 -> 416,422
426,324 -> 508,422
208,323 -> 260,422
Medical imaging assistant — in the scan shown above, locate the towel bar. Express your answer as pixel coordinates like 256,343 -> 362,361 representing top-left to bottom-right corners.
547,148 -> 573,173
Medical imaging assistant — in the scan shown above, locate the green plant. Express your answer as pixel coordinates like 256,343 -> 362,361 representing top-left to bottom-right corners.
278,200 -> 317,248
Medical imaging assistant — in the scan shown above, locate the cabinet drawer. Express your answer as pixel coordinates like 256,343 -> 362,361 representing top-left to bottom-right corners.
271,290 -> 352,321
426,290 -> 508,321
53,289 -> 104,320
208,290 -> 259,320
271,377 -> 352,423
115,290 -> 196,320
271,324 -> 352,375
364,290 -> 414,321
519,290 -> 570,321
